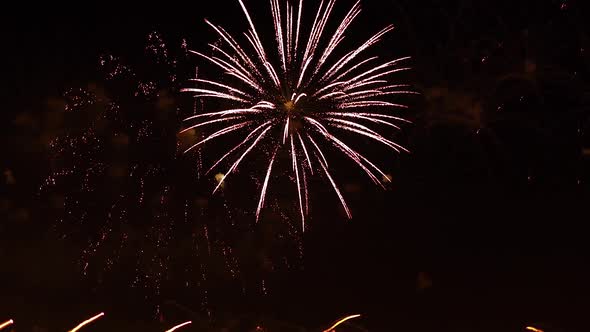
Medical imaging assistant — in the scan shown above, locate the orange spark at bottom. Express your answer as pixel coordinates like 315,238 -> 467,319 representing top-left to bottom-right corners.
69,312 -> 105,332
526,327 -> 544,332
165,321 -> 192,332
323,314 -> 361,332
0,320 -> 14,330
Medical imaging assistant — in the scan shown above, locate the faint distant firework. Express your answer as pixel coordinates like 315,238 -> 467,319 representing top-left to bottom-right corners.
183,0 -> 414,229
39,32 -> 253,315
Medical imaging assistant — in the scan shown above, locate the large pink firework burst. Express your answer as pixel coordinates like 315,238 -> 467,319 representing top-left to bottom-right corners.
183,0 -> 415,229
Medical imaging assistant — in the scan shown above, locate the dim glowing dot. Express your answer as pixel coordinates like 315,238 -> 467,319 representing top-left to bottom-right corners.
215,173 -> 225,183
284,100 -> 295,111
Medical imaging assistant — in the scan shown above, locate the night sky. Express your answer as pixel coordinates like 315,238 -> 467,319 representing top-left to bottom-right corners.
2,1 -> 590,331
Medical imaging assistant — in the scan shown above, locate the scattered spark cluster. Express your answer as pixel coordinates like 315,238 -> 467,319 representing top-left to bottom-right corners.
39,32 -> 256,313
183,0 -> 415,229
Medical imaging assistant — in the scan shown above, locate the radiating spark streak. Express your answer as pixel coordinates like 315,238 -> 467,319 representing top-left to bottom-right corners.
208,22 -> 267,83
322,314 -> 361,332
179,117 -> 244,134
332,56 -> 379,82
184,122 -> 253,153
335,89 -> 418,102
297,133 -> 313,174
238,0 -> 282,88
307,134 -> 328,167
316,151 -> 351,219
312,81 -> 346,98
286,2 -> 292,63
283,118 -> 290,144
525,327 -> 544,332
0,320 -> 14,330
302,162 -> 309,214
312,1 -> 361,79
69,312 -> 104,332
207,43 -> 261,81
318,131 -> 383,187
207,43 -> 261,84
295,0 -> 303,56
323,25 -> 395,81
256,149 -> 278,222
332,123 -> 409,153
238,0 -> 267,60
181,88 -> 248,103
339,101 -> 408,109
301,0 -> 326,70
213,126 -> 272,193
344,67 -> 412,90
304,116 -> 329,134
189,50 -> 263,92
291,135 -> 305,229
271,0 -> 287,73
298,57 -> 314,89
189,79 -> 252,98
341,57 -> 411,87
324,113 -> 401,130
183,108 -> 264,121
294,93 -> 307,104
206,121 -> 273,175
165,321 -> 192,332
307,0 -> 336,63
325,112 -> 412,123
202,22 -> 261,78
318,92 -> 346,100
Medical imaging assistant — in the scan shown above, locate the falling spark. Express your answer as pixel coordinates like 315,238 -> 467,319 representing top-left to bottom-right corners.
0,320 -> 14,330
183,0 -> 413,227
526,327 -> 544,332
69,312 -> 105,332
322,314 -> 362,332
165,321 -> 192,332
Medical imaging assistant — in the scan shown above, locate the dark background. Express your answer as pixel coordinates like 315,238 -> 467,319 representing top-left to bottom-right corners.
2,0 -> 590,331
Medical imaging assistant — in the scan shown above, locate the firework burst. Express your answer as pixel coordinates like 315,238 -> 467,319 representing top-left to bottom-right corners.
183,0 -> 415,229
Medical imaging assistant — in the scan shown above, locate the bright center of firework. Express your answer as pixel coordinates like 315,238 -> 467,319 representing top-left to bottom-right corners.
284,100 -> 295,112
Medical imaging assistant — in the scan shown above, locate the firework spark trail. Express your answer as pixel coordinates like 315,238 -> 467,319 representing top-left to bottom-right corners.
213,126 -> 272,193
206,121 -> 273,175
322,314 -> 362,332
0,320 -> 13,330
69,312 -> 104,332
256,149 -> 278,222
291,135 -> 305,229
183,0 -> 414,227
165,321 -> 192,332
